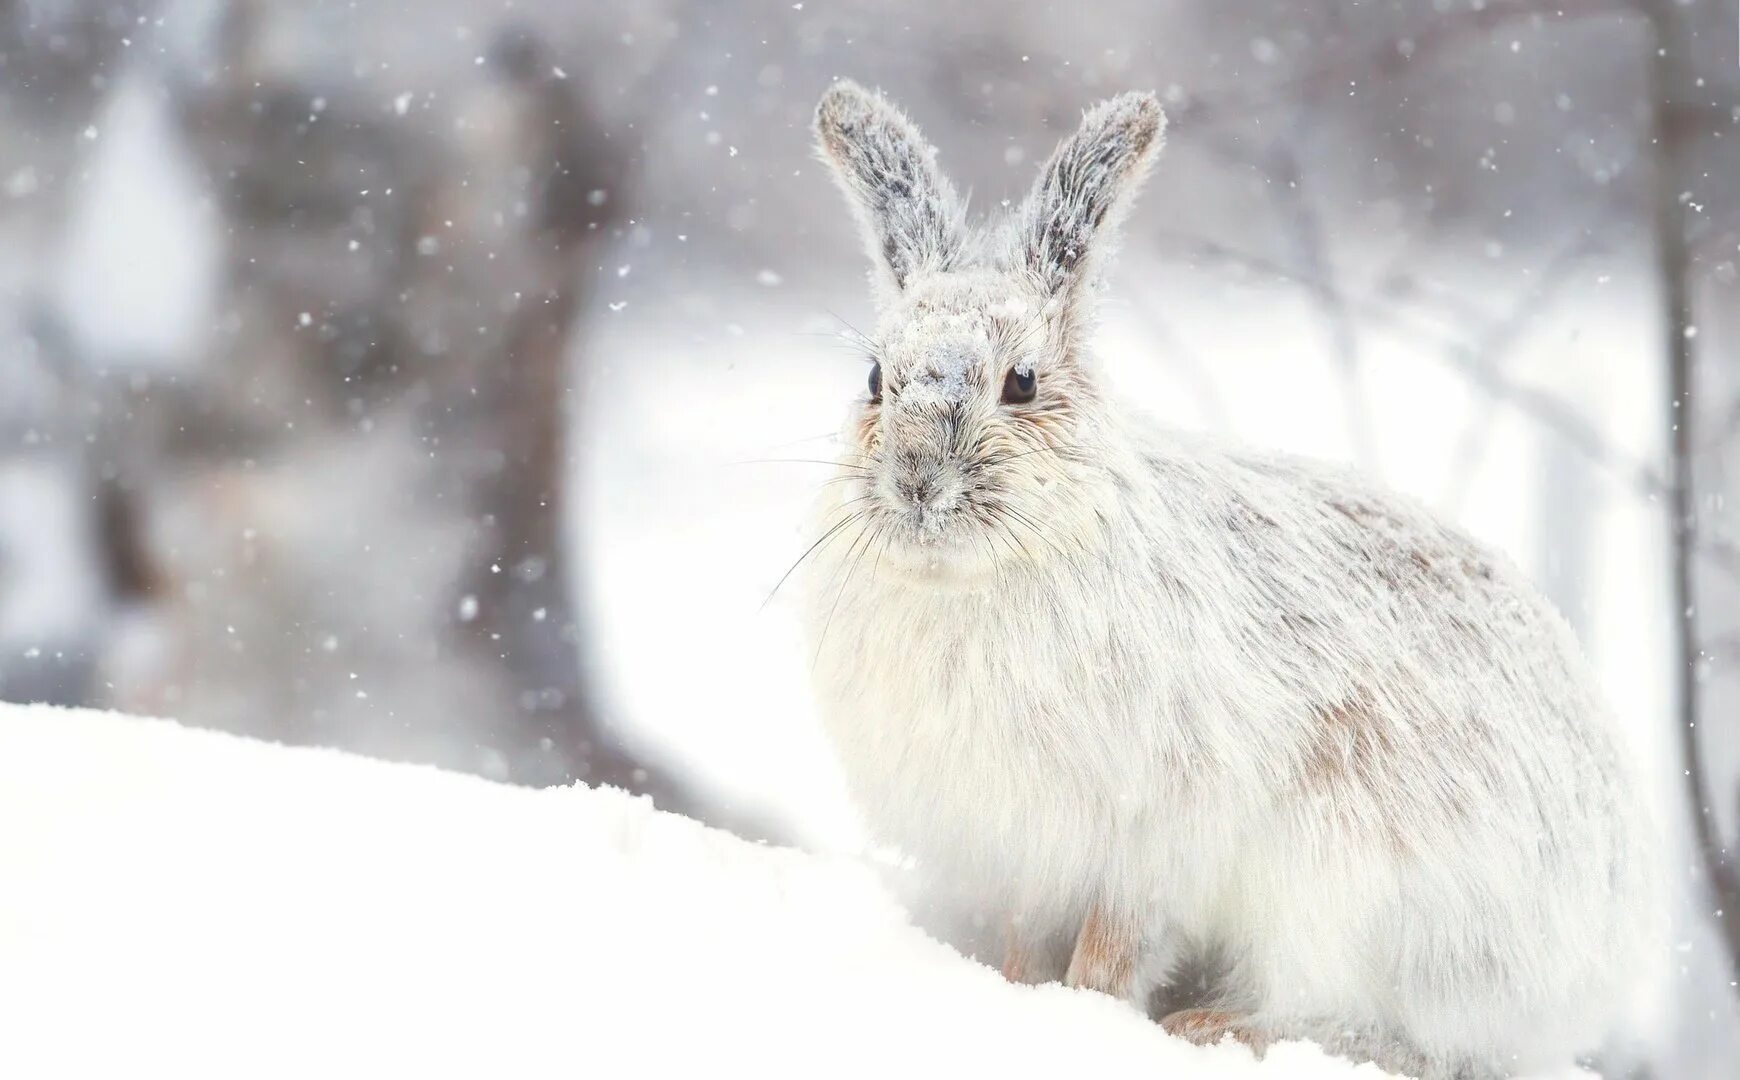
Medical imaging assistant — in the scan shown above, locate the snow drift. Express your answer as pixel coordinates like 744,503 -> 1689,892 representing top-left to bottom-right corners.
1,705 -> 1426,1078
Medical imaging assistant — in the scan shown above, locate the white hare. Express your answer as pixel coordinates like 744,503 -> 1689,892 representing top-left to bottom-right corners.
801,81 -> 1660,1078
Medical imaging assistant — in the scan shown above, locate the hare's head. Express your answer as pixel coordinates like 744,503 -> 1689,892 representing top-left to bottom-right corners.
815,81 -> 1164,573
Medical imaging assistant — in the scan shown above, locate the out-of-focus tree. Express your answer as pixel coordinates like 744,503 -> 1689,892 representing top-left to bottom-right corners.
1644,0 -> 1740,994
18,0 -> 695,807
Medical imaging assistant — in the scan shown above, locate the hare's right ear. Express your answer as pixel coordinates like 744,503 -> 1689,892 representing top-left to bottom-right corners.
814,81 -> 966,297
1018,92 -> 1165,304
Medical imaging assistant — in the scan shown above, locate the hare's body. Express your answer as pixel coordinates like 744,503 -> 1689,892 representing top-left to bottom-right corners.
810,423 -> 1651,1076
802,82 -> 1657,1078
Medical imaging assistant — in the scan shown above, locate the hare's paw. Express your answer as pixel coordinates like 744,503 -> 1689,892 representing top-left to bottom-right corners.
1000,939 -> 1043,985
999,911 -> 1066,986
1160,1009 -> 1269,1053
1064,901 -> 1143,1003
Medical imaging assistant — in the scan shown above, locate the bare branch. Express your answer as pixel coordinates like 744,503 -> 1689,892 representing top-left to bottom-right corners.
1151,229 -> 1740,586
1440,204 -> 1629,513
1174,0 -> 1644,131
1643,0 -> 1740,984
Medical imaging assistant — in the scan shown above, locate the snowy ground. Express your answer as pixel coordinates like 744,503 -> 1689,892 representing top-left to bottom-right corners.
0,703 -> 1436,1079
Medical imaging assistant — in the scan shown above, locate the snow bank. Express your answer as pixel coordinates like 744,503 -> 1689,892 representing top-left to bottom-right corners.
0,705 -> 1398,1079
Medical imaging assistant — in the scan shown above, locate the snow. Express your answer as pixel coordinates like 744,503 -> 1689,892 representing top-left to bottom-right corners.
0,703 -> 1413,1079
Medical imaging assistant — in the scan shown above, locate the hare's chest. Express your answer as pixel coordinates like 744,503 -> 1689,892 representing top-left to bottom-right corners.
811,583 -> 1132,881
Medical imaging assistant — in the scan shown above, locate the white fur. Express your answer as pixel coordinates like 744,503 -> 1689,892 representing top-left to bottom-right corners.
804,82 -> 1661,1079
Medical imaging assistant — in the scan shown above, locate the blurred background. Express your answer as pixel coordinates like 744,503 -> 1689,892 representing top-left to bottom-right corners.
0,0 -> 1734,1073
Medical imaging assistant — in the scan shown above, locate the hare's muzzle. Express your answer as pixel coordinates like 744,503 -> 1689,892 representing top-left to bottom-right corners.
879,395 -> 971,531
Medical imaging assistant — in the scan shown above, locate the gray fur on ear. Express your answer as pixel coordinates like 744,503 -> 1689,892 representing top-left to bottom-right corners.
814,80 -> 967,294
1019,92 -> 1166,299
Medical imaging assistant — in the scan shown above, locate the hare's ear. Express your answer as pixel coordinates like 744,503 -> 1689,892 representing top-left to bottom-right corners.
1018,92 -> 1165,301
815,81 -> 966,296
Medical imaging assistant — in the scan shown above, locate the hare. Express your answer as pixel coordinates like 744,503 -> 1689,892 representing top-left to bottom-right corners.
800,81 -> 1661,1078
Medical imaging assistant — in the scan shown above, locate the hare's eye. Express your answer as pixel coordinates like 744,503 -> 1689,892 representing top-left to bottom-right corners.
1001,366 -> 1037,405
868,361 -> 883,403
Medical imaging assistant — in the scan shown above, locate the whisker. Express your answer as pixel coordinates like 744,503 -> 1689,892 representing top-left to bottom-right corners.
1004,318 -> 1048,357
991,512 -> 1035,565
816,513 -> 876,601
817,309 -> 883,362
999,504 -> 1071,562
824,306 -> 877,343
728,457 -> 872,471
762,511 -> 864,609
792,332 -> 884,363
814,519 -> 884,666
976,509 -> 1022,577
762,431 -> 850,450
985,442 -> 1089,466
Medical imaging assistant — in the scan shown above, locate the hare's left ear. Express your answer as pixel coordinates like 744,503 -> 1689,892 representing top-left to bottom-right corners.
1019,92 -> 1165,301
815,81 -> 967,297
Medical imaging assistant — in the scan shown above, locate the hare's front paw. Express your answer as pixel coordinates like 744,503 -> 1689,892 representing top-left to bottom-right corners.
999,911 -> 1064,987
1161,1009 -> 1268,1053
1064,901 -> 1144,1004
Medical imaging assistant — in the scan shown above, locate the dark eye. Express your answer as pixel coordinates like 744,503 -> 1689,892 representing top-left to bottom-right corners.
868,361 -> 883,403
1001,366 -> 1036,405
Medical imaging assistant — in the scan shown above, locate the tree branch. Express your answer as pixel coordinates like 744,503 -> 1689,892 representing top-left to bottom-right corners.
1645,0 -> 1740,986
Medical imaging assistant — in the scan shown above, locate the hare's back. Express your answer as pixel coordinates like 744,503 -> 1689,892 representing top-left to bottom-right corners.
1136,434 -> 1622,802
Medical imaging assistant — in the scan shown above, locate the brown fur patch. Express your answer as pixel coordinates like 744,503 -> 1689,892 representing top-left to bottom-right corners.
1001,912 -> 1038,985
1065,903 -> 1138,999
1001,940 -> 1036,985
1301,689 -> 1422,854
1303,689 -> 1395,792
1161,1009 -> 1268,1052
854,409 -> 881,454
1327,497 -> 1501,599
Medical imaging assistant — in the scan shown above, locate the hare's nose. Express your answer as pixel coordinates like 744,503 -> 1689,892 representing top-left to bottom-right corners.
896,476 -> 937,506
